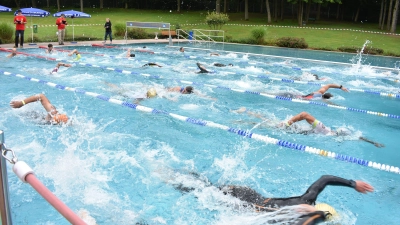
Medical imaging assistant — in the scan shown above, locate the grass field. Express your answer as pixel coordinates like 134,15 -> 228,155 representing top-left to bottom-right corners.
1,8 -> 400,55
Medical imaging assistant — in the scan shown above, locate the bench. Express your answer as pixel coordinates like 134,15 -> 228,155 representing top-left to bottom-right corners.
161,30 -> 177,38
308,18 -> 316,22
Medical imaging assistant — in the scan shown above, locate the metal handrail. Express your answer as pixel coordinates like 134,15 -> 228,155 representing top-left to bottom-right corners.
0,130 -> 13,225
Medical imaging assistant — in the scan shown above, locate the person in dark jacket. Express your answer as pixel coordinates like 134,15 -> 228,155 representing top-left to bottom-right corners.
103,18 -> 112,44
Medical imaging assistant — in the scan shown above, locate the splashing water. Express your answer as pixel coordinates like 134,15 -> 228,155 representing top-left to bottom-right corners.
351,40 -> 371,72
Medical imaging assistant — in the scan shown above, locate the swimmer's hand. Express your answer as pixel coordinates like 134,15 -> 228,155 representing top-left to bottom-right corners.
374,143 -> 385,148
355,181 -> 374,194
9,101 -> 24,108
340,86 -> 349,92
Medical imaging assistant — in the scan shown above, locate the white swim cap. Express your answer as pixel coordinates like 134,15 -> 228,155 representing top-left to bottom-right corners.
146,88 -> 157,98
315,203 -> 338,220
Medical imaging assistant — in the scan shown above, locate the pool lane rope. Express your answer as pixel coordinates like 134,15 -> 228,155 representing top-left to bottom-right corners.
1,69 -> 399,175
2,47 -> 399,120
52,59 -> 400,120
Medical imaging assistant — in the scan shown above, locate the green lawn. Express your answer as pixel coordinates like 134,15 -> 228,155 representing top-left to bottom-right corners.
1,8 -> 400,55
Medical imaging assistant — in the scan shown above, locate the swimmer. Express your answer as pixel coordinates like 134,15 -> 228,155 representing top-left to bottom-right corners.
171,173 -> 373,224
168,86 -> 194,94
67,49 -> 81,60
291,72 -> 327,81
179,47 -> 184,52
45,44 -> 55,54
51,62 -> 72,74
213,63 -> 233,67
233,109 -> 384,147
300,83 -> 348,100
126,48 -> 135,57
210,53 -> 220,56
167,86 -> 216,101
282,111 -> 384,147
142,62 -> 162,67
103,82 -> 157,104
9,93 -> 69,125
196,63 -> 210,73
7,48 -> 17,58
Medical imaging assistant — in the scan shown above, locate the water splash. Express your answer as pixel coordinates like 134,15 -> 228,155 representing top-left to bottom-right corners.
350,40 -> 371,72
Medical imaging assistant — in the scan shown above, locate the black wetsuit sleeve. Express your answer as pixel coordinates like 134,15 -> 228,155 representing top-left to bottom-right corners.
300,175 -> 356,204
294,211 -> 327,225
261,175 -> 356,209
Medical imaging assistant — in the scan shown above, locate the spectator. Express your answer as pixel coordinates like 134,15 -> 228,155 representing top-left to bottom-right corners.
56,14 -> 67,45
14,9 -> 27,48
103,18 -> 112,44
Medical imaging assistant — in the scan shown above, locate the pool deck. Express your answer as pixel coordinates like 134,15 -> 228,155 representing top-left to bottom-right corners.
0,38 -> 186,49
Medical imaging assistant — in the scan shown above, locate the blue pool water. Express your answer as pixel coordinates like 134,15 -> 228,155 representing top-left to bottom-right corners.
0,43 -> 399,224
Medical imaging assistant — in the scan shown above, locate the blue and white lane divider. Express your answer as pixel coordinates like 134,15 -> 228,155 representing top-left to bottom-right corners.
7,49 -> 400,120
32,47 -> 398,99
46,59 -> 400,120
2,69 -> 399,175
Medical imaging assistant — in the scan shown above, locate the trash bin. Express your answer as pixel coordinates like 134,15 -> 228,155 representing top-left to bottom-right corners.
188,31 -> 193,40
33,24 -> 38,33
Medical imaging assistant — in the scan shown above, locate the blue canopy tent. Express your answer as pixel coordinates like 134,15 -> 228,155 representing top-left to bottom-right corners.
53,10 -> 91,43
14,7 -> 50,45
0,5 -> 12,12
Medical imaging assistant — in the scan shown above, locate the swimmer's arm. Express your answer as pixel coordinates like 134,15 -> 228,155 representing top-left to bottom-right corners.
318,84 -> 349,94
10,94 -> 54,112
359,136 -> 385,148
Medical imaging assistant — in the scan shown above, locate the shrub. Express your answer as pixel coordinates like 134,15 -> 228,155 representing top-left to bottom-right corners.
337,46 -> 384,55
174,23 -> 181,30
205,11 -> 229,30
311,47 -> 335,52
337,46 -> 358,53
114,23 -> 126,37
363,47 -> 384,55
251,27 -> 266,45
383,51 -> 400,57
127,28 -> 152,39
276,37 -> 308,49
0,22 -> 14,41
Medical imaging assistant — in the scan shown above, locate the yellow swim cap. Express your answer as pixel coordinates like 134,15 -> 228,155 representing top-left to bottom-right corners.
146,88 -> 157,98
315,203 -> 338,220
53,114 -> 69,124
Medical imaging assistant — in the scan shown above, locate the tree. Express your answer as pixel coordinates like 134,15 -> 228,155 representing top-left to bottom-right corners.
266,0 -> 272,23
216,0 -> 221,13
100,0 -> 104,9
177,0 -> 181,12
390,0 -> 399,32
245,0 -> 249,20
57,0 -> 60,12
80,0 -> 84,12
387,0 -> 394,30
224,0 -> 228,13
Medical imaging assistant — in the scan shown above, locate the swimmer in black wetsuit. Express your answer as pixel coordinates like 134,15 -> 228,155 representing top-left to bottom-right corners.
173,174 -> 373,225
142,62 -> 162,67
196,62 -> 210,73
213,63 -> 233,67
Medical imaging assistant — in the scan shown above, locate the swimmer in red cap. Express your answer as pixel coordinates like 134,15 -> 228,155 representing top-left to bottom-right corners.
10,93 -> 69,125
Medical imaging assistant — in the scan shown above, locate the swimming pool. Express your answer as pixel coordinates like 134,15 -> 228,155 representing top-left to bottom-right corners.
0,42 -> 399,224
